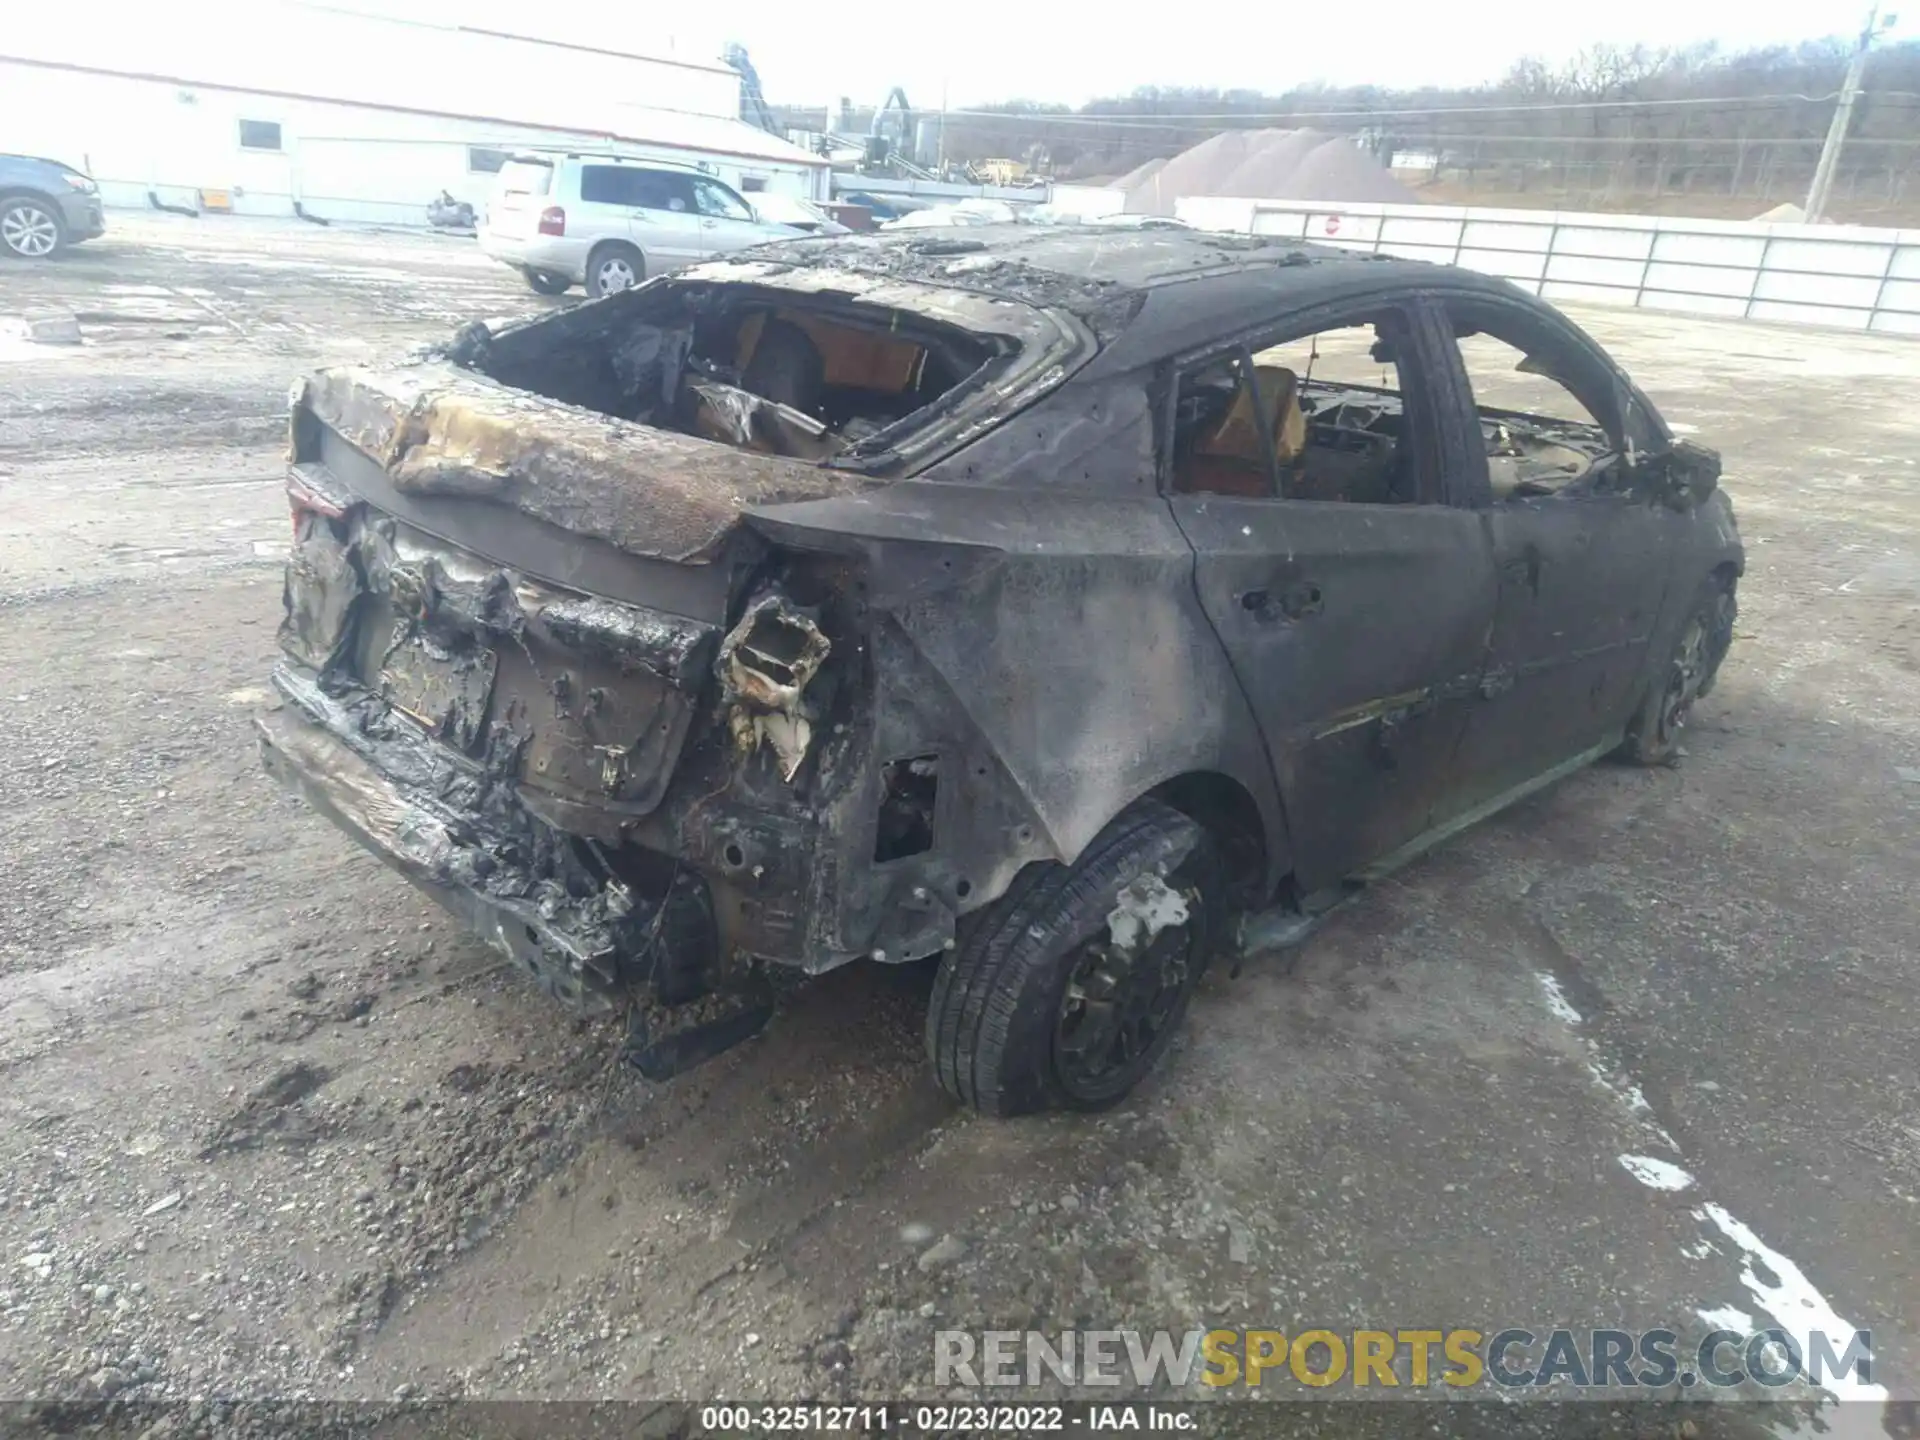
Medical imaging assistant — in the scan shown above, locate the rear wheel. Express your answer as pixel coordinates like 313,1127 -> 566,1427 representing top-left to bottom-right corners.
585,243 -> 644,298
0,196 -> 66,259
926,799 -> 1222,1116
522,266 -> 572,296
1619,574 -> 1737,765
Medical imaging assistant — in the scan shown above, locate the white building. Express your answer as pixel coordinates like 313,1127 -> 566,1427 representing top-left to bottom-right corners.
0,4 -> 828,226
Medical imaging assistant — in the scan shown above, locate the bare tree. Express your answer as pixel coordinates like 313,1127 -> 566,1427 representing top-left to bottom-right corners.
774,36 -> 1920,221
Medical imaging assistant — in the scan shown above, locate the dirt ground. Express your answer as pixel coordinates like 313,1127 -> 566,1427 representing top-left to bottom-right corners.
1,214 -> 1917,1435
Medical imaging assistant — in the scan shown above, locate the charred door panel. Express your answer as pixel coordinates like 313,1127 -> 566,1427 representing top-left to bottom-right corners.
1420,284 -> 1687,806
1171,499 -> 1496,894
1448,495 -> 1677,807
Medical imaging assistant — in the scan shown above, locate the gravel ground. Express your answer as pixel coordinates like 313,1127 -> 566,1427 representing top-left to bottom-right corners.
0,214 -> 1916,1438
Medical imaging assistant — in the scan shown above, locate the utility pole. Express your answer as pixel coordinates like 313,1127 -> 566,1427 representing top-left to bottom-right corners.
1805,5 -> 1890,222
939,76 -> 949,175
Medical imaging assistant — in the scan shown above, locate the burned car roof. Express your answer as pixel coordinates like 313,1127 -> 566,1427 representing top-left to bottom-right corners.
717,225 -> 1520,370
736,225 -> 1357,299
347,226 -> 1565,571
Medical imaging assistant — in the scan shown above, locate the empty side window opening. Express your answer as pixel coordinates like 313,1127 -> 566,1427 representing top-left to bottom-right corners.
1171,310 -> 1426,505
475,283 -> 1011,464
1441,299 -> 1631,502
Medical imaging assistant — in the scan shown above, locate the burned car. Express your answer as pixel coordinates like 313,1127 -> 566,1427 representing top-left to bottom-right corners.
259,228 -> 1741,1115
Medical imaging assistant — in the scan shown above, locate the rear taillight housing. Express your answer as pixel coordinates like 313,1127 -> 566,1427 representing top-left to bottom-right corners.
538,206 -> 566,236
287,467 -> 347,540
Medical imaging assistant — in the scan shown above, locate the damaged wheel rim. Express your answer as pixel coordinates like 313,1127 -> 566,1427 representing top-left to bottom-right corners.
1053,914 -> 1193,1097
1659,615 -> 1711,742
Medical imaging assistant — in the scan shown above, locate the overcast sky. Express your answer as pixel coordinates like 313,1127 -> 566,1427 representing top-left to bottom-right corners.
354,0 -> 1874,107
8,0 -> 1881,113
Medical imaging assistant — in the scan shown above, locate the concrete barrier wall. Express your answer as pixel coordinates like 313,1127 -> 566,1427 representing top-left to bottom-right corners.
1047,185 -> 1129,219
1175,197 -> 1920,336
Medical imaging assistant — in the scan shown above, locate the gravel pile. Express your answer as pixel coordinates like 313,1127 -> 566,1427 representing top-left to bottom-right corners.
1124,128 -> 1414,214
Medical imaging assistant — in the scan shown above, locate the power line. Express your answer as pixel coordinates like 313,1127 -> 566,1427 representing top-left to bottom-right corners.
1319,133 -> 1920,148
928,90 -> 1900,127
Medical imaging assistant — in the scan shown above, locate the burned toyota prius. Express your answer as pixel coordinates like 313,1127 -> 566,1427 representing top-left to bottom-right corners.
259,228 -> 1741,1115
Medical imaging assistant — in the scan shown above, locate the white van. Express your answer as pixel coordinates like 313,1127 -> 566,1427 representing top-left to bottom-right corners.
480,152 -> 800,297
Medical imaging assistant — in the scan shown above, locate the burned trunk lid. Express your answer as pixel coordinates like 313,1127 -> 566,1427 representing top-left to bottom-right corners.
284,363 -> 874,825
297,362 -> 879,576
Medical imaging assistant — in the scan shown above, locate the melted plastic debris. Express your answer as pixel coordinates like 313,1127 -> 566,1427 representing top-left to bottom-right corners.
1106,870 -> 1190,953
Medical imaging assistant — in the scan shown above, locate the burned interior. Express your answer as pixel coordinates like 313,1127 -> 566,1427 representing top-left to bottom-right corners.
1171,315 -> 1424,504
258,228 -> 1739,1115
464,274 -> 1012,466
1170,308 -> 1618,504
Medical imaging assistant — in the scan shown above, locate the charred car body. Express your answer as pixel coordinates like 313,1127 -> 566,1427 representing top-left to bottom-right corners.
260,228 -> 1741,1115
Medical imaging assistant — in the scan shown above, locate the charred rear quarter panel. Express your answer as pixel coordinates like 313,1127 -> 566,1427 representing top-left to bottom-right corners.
746,476 -> 1288,910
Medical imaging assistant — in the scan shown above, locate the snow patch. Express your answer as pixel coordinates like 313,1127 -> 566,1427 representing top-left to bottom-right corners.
1535,972 -> 1582,1024
1619,1155 -> 1695,1191
1529,969 -> 1881,1409
1696,1203 -> 1888,1402
1534,973 -> 1681,1150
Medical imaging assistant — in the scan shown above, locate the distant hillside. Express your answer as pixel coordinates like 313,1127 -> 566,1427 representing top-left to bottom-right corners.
781,38 -> 1920,222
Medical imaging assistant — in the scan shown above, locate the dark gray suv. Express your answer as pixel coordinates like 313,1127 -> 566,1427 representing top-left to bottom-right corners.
0,154 -> 106,259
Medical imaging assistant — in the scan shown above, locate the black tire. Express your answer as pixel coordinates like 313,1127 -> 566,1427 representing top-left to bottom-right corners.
522,266 -> 572,296
0,194 -> 67,259
1618,573 -> 1737,765
926,799 -> 1222,1117
585,243 -> 644,298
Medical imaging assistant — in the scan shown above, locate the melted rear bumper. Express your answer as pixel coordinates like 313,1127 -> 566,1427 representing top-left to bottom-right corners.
258,663 -> 662,1010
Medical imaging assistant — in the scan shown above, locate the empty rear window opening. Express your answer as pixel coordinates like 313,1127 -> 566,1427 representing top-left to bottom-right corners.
1172,314 -> 1421,504
472,282 -> 1010,466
